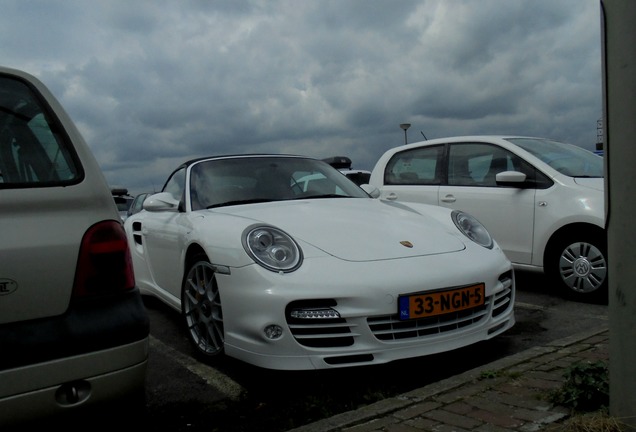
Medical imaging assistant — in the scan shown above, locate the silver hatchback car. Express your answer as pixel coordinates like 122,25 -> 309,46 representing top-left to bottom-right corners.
0,67 -> 149,426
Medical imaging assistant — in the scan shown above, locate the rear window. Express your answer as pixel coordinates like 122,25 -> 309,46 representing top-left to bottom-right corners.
0,75 -> 81,188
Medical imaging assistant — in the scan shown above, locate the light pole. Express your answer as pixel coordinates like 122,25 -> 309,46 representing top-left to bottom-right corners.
399,123 -> 411,145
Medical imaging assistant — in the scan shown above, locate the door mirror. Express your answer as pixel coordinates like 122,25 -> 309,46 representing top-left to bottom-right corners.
495,171 -> 527,187
143,192 -> 180,212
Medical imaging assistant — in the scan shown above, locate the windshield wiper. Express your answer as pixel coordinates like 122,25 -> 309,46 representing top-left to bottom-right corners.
207,198 -> 273,209
301,194 -> 348,199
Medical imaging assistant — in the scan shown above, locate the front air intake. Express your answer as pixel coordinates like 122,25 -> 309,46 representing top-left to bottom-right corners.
285,299 -> 357,347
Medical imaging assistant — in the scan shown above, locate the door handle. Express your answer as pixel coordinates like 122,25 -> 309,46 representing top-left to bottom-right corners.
385,192 -> 397,201
441,194 -> 456,203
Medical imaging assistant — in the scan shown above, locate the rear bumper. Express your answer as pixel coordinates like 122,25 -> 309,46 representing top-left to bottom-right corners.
0,288 -> 149,371
0,340 -> 148,427
0,289 -> 149,426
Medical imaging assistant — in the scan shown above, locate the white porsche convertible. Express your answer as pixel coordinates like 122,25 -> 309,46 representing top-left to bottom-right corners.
125,154 -> 515,370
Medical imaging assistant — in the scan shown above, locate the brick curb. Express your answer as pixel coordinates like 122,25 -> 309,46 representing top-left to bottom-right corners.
287,325 -> 609,432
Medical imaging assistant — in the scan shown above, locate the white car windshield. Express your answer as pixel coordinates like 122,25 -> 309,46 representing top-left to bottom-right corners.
507,138 -> 603,178
189,156 -> 369,210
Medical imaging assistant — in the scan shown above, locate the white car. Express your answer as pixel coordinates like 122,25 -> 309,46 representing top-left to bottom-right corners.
340,168 -> 371,186
322,156 -> 371,186
125,154 -> 515,370
0,66 -> 149,426
111,187 -> 134,221
369,135 -> 606,301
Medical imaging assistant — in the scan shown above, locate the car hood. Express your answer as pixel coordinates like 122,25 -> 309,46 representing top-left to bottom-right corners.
573,177 -> 604,192
213,199 -> 465,262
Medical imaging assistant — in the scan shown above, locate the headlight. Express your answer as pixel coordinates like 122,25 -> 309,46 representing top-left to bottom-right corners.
451,210 -> 493,249
242,225 -> 303,272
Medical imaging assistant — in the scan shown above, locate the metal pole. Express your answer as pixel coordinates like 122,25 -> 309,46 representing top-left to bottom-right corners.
602,0 -> 636,426
399,123 -> 411,145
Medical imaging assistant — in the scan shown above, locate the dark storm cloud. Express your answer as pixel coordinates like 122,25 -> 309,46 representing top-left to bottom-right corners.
0,0 -> 602,194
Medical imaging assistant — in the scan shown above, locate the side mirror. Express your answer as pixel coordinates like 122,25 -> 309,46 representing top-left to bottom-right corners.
495,171 -> 527,187
143,192 -> 179,212
360,184 -> 381,198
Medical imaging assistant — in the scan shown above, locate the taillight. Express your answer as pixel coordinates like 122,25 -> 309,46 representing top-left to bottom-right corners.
73,220 -> 135,297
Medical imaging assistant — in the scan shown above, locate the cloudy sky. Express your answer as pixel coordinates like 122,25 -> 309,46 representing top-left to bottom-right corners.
1,0 -> 602,195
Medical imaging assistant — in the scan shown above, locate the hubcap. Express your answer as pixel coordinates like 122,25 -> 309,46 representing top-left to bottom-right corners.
183,261 -> 224,355
559,242 -> 607,293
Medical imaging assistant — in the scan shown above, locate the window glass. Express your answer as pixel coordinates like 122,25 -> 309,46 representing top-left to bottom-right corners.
292,171 -> 347,195
384,145 -> 443,185
163,167 -> 186,201
114,196 -> 133,212
129,193 -> 149,216
508,138 -> 603,178
449,142 -> 552,189
0,75 -> 80,188
473,144 -> 513,185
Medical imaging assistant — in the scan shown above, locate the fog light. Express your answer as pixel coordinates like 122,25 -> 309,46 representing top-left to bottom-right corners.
290,308 -> 341,319
264,324 -> 283,340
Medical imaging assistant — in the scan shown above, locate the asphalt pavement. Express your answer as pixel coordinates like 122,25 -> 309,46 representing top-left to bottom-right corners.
286,326 -> 610,432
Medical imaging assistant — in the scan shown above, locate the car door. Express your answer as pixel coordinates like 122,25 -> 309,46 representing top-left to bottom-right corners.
141,168 -> 190,297
439,143 -> 537,264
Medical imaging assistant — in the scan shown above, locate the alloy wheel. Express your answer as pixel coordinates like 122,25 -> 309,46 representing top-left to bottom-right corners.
558,241 -> 607,294
183,260 -> 224,355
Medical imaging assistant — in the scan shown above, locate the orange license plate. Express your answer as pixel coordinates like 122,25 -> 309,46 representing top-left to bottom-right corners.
398,283 -> 485,320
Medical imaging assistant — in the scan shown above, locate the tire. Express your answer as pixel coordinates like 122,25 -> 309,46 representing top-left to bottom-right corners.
181,256 -> 225,358
546,232 -> 608,302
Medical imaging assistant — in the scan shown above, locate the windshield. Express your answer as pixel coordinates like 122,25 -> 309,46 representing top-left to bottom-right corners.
189,156 -> 369,210
507,138 -> 603,178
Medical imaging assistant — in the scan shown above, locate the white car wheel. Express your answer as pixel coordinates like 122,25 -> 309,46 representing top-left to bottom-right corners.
182,257 -> 225,356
